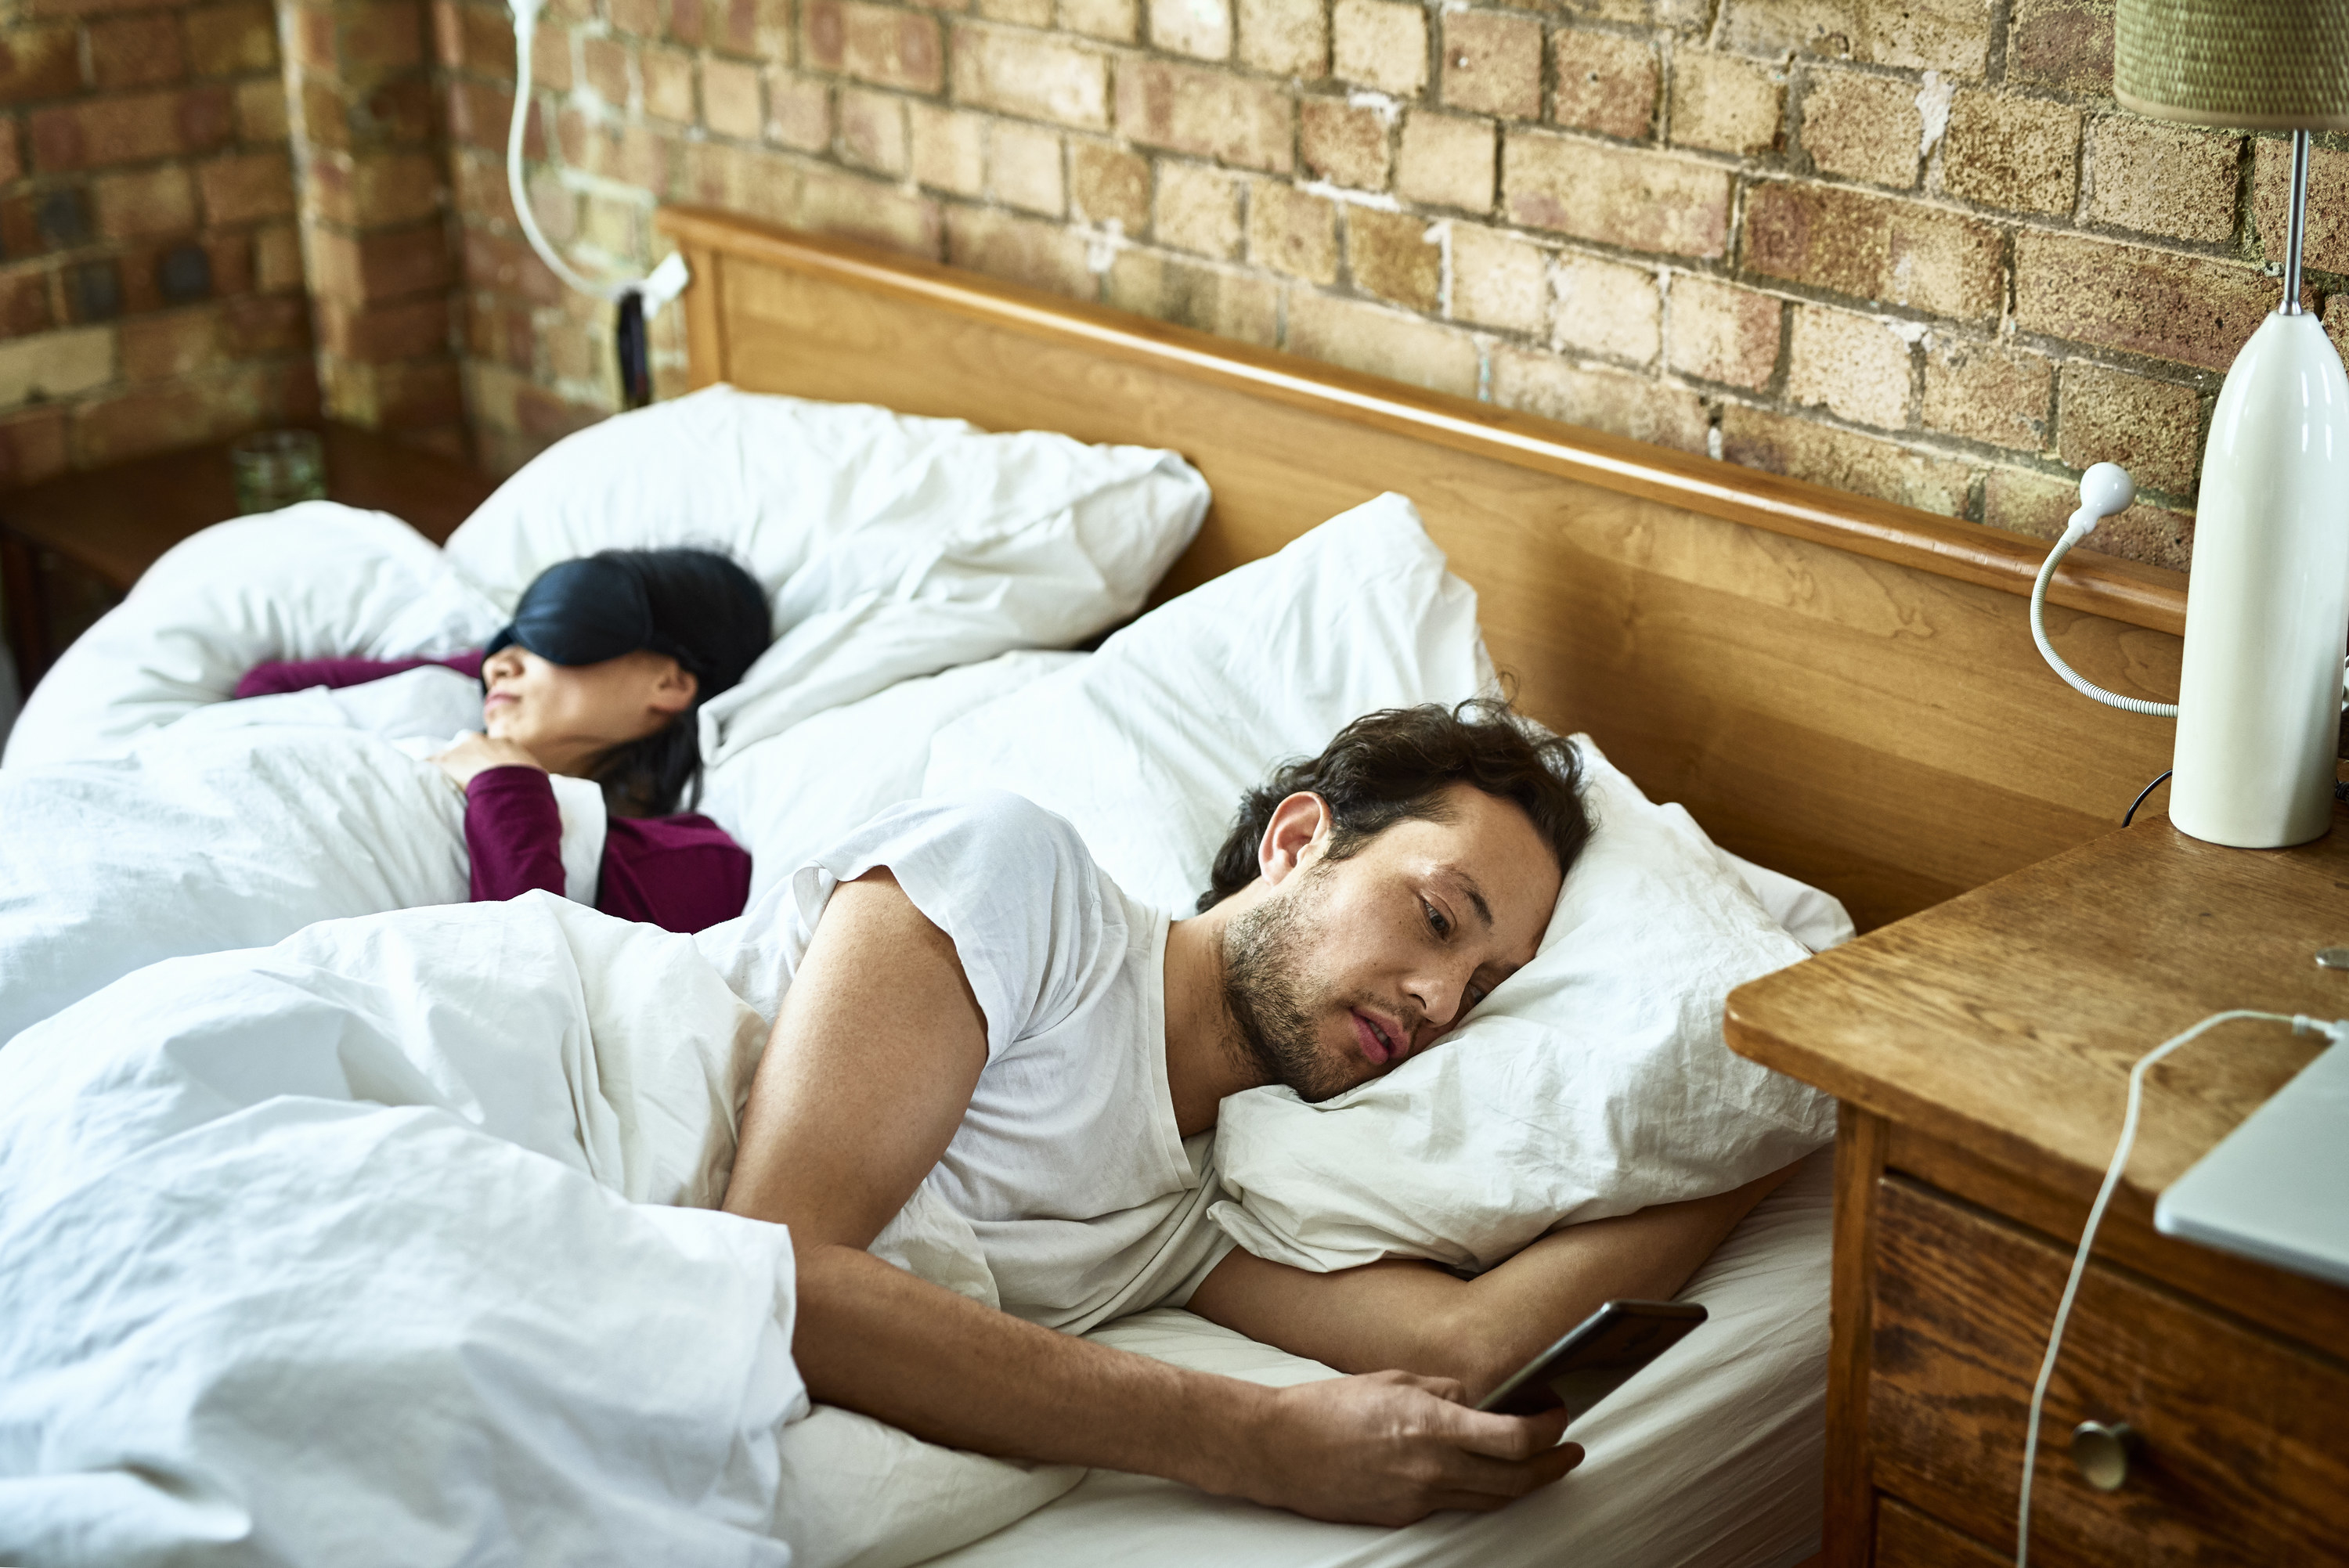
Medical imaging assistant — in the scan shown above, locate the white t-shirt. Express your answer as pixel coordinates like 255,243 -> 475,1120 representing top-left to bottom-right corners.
708,791 -> 1233,1334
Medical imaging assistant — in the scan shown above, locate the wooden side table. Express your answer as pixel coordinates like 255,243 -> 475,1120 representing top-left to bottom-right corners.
1726,810 -> 2349,1567
0,424 -> 500,691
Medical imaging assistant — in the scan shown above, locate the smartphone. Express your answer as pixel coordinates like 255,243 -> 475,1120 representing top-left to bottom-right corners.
1474,1299 -> 1709,1419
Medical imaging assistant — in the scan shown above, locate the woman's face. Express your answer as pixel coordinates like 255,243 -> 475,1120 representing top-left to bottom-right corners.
479,645 -> 698,777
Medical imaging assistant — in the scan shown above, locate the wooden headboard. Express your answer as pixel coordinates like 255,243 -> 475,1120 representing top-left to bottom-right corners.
655,207 -> 2188,932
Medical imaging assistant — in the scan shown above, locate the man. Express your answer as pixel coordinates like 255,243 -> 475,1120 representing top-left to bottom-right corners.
721,699 -> 1790,1526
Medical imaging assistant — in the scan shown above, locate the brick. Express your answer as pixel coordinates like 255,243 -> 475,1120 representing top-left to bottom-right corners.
2013,232 -> 2273,373
767,68 -> 831,151
954,25 -> 1106,129
1333,0 -> 1425,95
340,2 -> 428,71
89,13 -> 189,89
1348,207 -> 1439,310
1395,110 -> 1494,210
668,0 -> 709,51
810,0 -> 947,90
947,205 -> 1093,297
978,0 -> 1054,25
2055,362 -> 2200,496
0,326 -> 114,407
1301,98 -> 1390,189
1063,0 -> 1138,43
188,0 -> 280,74
1237,0 -> 1322,75
611,0 -> 659,34
254,222 -> 303,291
1983,465 -> 2192,569
0,122 -> 19,186
2254,138 -> 2349,276
1105,248 -> 1278,343
235,79 -> 288,141
1441,12 -> 1540,121
910,103 -> 986,195
0,26 -> 82,103
92,165 -> 198,239
2087,117 -> 2238,245
580,37 -> 628,105
198,150 -> 296,225
1785,303 -> 1911,427
703,56 -> 762,138
1799,67 -> 1919,187
0,409 -> 70,489
1669,50 -> 1781,156
990,121 -> 1064,214
1157,161 -> 1243,257
1490,348 -> 1709,452
1744,182 -> 2002,319
529,21 -> 570,90
795,163 -> 940,254
1151,0 -> 1232,58
30,88 -> 235,171
316,296 -> 447,362
64,256 -> 122,322
74,362 -> 314,468
676,139 -> 796,225
1449,222 -> 1544,332
523,167 -> 578,243
1552,253 -> 1658,364
1920,339 -> 2048,449
1667,275 -> 1779,389
1115,58 -> 1288,170
838,86 -> 907,174
311,219 -> 454,304
1505,133 -> 1730,258
0,265 -> 54,337
1288,290 -> 1478,395
1551,30 -> 1657,141
307,147 -> 440,226
2326,293 -> 2349,367
1720,404 -> 1974,516
121,305 -> 219,381
1718,0 -> 1991,76
643,45 -> 698,123
1070,140 -> 1148,230
2006,0 -> 2111,96
1248,179 -> 1336,282
1941,89 -> 2080,217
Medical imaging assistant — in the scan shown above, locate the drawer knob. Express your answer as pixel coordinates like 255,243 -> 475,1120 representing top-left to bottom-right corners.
2069,1420 -> 2138,1491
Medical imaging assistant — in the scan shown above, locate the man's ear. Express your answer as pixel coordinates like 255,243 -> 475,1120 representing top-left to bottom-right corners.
648,660 -> 698,719
1257,791 -> 1332,887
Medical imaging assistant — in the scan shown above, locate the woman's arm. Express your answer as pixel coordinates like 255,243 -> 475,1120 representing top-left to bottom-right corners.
233,651 -> 483,699
597,815 -> 752,933
1187,1162 -> 1802,1401
459,763 -> 568,903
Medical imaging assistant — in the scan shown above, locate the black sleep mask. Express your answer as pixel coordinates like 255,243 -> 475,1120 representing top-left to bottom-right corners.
483,556 -> 695,671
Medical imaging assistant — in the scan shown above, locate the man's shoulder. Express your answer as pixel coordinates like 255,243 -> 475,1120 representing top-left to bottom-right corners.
873,790 -> 1099,881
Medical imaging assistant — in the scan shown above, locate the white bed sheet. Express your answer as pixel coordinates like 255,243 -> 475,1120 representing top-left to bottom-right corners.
933,1147 -> 1832,1568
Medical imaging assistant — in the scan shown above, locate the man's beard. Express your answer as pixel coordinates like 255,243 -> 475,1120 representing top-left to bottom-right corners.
1220,876 -> 1355,1103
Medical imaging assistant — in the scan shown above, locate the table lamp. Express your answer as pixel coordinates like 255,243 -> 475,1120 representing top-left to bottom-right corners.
2088,0 -> 2349,848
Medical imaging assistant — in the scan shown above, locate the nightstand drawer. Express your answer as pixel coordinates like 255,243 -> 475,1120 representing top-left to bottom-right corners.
1874,1497 -> 2004,1567
1866,1177 -> 2349,1567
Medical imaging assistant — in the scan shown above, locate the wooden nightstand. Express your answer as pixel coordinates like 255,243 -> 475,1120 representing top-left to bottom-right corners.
1726,809 -> 2349,1567
0,424 -> 500,691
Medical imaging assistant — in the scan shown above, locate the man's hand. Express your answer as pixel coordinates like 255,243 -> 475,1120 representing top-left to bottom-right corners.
1228,1372 -> 1582,1526
430,730 -> 543,788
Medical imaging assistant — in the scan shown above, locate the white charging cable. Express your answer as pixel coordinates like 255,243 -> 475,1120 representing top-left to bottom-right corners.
2026,463 -> 2181,718
2014,1008 -> 2349,1567
504,0 -> 689,313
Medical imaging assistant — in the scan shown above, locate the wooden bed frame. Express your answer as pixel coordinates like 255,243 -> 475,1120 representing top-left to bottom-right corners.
655,207 -> 2188,932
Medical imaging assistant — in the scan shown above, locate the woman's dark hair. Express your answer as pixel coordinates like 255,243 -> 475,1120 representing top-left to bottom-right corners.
580,547 -> 769,817
1196,697 -> 1589,912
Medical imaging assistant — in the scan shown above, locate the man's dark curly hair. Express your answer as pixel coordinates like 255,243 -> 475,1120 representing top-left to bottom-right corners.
1196,697 -> 1590,913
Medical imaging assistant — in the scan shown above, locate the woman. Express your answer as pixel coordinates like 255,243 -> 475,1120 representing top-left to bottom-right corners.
237,547 -> 769,934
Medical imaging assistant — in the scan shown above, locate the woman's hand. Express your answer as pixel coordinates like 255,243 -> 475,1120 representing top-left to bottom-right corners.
430,731 -> 545,789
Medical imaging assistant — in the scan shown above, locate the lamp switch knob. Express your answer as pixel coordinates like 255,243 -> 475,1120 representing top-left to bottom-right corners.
2069,1420 -> 2138,1491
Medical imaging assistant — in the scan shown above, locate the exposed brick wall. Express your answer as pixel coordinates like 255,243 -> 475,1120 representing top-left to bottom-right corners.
0,0 -> 314,486
430,0 -> 2295,570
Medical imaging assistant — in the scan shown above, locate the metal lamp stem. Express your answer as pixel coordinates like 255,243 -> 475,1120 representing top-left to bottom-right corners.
2284,128 -> 2311,314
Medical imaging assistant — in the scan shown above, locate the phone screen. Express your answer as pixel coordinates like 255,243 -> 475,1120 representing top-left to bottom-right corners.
1474,1300 -> 1707,1419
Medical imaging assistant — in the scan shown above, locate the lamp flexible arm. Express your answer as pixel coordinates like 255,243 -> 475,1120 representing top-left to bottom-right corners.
2026,463 -> 2181,719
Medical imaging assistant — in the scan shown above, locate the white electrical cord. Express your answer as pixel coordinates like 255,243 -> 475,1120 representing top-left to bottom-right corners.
2014,1008 -> 2349,1567
2027,463 -> 2180,718
504,0 -> 689,313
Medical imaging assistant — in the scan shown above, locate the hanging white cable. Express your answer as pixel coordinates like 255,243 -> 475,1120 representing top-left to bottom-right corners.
2026,463 -> 2180,719
2013,1008 -> 2348,1567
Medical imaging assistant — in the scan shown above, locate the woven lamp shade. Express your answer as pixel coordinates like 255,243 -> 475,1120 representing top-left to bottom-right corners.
2117,0 -> 2349,130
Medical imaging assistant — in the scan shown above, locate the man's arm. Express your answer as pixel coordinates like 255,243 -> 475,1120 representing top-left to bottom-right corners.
1187,1165 -> 1802,1401
722,871 -> 1584,1525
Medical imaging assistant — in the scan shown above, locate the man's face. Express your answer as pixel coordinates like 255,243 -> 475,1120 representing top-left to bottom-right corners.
1221,784 -> 1563,1101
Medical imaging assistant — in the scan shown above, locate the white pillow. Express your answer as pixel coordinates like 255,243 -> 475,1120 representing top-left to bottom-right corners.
3,503 -> 501,770
922,492 -> 1838,1273
698,649 -> 1082,903
446,385 -> 1211,766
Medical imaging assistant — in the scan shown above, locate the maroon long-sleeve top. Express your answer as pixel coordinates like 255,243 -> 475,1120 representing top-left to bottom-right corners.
236,654 -> 751,934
